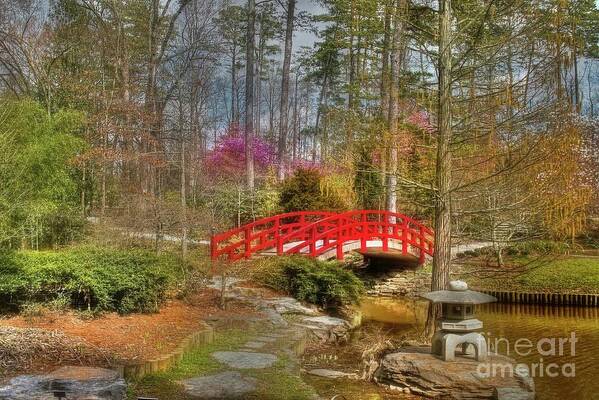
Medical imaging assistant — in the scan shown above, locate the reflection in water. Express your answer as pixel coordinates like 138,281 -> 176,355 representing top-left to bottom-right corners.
359,297 -> 599,400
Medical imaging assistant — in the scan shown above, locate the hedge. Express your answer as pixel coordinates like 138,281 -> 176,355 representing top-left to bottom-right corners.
0,246 -> 185,314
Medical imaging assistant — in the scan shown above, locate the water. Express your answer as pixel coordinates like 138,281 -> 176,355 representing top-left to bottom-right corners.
359,297 -> 599,400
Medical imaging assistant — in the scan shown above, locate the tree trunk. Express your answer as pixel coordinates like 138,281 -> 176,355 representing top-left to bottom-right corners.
431,0 -> 453,299
426,0 -> 453,337
292,72 -> 299,162
385,0 -> 408,214
245,0 -> 256,190
231,47 -> 239,125
277,0 -> 296,181
380,2 -> 391,117
179,82 -> 188,259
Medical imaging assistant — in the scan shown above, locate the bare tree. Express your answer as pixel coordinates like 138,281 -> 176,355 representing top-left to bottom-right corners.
245,0 -> 256,190
277,0 -> 296,181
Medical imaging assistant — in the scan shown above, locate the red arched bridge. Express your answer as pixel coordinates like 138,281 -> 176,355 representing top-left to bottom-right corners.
210,210 -> 434,264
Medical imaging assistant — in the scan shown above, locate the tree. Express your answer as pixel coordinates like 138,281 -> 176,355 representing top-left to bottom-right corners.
216,5 -> 246,125
431,0 -> 453,295
245,0 -> 256,191
277,0 -> 296,181
0,99 -> 84,248
385,0 -> 408,214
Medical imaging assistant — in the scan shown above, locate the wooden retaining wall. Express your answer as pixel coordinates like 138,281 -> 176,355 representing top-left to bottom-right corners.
479,290 -> 599,308
119,322 -> 214,379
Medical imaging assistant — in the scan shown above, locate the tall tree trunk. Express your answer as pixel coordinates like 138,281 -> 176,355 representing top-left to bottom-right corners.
277,0 -> 296,181
313,75 -> 328,161
430,0 -> 453,314
425,0 -> 454,337
292,72 -> 299,162
573,41 -> 580,114
231,48 -> 239,125
255,33 -> 264,135
245,0 -> 256,190
179,83 -> 188,259
385,0 -> 408,214
380,1 -> 391,117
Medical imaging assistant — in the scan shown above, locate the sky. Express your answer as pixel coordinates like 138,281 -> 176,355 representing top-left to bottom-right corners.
293,0 -> 325,51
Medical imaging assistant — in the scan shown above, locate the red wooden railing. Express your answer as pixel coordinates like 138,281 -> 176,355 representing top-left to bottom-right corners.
210,210 -> 434,264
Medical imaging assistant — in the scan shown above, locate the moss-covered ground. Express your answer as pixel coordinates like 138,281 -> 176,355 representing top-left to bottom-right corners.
126,327 -> 318,400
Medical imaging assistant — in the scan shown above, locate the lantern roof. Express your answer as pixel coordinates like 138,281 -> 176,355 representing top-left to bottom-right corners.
420,280 -> 497,304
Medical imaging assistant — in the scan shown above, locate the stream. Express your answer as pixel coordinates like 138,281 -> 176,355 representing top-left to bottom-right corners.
359,297 -> 599,400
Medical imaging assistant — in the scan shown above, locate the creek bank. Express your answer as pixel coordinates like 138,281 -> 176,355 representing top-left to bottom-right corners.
375,346 -> 535,400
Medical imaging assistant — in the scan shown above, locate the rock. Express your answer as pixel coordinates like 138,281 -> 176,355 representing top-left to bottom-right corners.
493,387 -> 535,400
212,351 -> 278,369
306,369 -> 359,380
180,371 -> 257,399
244,341 -> 266,349
208,277 -> 244,290
256,306 -> 289,327
253,336 -> 277,343
376,347 -> 535,400
302,316 -> 348,327
0,366 -> 126,400
300,316 -> 351,343
267,297 -> 319,316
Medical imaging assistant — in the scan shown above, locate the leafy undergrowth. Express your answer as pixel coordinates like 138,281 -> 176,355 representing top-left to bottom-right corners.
457,256 -> 599,294
0,246 -> 189,314
250,255 -> 365,309
127,327 -> 318,400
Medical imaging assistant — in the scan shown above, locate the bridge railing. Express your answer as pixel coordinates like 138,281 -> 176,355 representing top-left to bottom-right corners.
278,210 -> 433,263
210,210 -> 433,263
210,211 -> 334,261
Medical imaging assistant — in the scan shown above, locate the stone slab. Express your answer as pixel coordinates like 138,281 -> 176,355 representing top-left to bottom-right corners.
306,369 -> 358,380
212,351 -> 278,369
244,341 -> 266,349
181,371 -> 257,399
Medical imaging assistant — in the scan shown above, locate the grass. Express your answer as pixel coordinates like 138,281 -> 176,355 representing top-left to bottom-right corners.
127,328 -> 318,400
127,328 -> 253,399
458,256 -> 599,294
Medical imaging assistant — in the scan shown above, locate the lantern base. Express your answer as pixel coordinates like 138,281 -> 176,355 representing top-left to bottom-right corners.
432,331 -> 487,362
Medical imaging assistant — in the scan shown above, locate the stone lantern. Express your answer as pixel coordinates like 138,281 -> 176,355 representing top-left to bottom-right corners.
421,280 -> 496,362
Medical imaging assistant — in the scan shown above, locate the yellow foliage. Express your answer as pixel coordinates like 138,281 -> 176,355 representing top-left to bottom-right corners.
531,124 -> 592,240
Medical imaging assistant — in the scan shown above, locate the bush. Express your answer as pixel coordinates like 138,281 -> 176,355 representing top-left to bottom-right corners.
279,168 -> 345,213
251,256 -> 365,308
504,240 -> 571,257
0,246 -> 186,314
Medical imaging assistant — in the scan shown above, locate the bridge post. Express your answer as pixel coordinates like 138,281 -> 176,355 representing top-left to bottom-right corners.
360,212 -> 367,251
382,215 -> 389,252
275,218 -> 283,255
210,228 -> 217,260
310,226 -> 316,257
402,223 -> 408,255
244,227 -> 252,258
418,226 -> 426,264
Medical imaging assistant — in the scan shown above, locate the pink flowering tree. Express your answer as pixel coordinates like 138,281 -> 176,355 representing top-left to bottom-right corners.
205,129 -> 277,182
406,110 -> 435,134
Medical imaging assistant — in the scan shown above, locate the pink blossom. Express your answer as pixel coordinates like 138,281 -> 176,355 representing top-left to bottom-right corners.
205,128 -> 276,179
406,111 -> 435,133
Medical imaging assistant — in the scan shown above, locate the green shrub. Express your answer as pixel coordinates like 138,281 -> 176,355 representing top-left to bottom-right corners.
504,240 -> 571,257
0,246 -> 186,314
252,256 -> 365,308
279,168 -> 345,213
